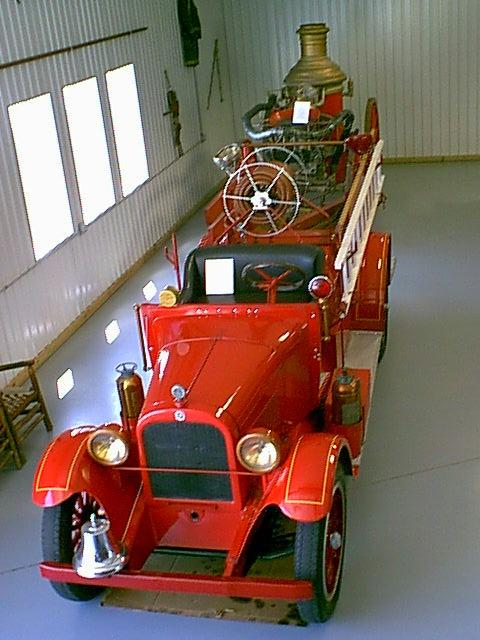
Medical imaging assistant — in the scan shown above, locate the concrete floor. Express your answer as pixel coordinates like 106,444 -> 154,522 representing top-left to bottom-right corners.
2,162 -> 480,639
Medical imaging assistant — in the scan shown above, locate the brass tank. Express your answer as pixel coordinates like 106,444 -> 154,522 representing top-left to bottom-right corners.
115,362 -> 145,420
283,23 -> 347,94
332,371 -> 362,425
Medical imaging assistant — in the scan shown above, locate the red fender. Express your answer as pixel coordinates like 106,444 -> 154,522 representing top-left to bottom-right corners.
33,424 -> 154,568
32,424 -> 141,511
344,231 -> 391,332
269,433 -> 351,523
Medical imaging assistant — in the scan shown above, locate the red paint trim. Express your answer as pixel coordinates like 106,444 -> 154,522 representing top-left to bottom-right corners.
40,562 -> 313,600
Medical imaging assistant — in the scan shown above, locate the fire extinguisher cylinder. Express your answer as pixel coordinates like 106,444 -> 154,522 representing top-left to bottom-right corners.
332,371 -> 362,425
115,362 -> 145,421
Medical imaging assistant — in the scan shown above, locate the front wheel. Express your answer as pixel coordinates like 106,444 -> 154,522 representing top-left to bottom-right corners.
294,464 -> 347,623
41,492 -> 105,601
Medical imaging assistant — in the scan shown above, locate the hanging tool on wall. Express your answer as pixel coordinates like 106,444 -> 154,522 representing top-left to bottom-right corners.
163,69 -> 183,157
207,38 -> 224,110
177,0 -> 202,67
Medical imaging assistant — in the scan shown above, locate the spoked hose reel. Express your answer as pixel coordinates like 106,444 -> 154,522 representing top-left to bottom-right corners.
222,157 -> 302,238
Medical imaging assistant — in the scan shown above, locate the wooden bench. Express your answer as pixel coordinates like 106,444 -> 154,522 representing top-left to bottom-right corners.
0,360 -> 53,469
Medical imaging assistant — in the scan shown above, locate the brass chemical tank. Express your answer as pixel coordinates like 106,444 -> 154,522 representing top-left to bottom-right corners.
332,371 -> 362,425
115,362 -> 145,420
283,23 -> 347,94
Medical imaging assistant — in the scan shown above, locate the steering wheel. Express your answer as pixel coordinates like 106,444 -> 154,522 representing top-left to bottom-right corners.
241,262 -> 306,303
222,161 -> 301,237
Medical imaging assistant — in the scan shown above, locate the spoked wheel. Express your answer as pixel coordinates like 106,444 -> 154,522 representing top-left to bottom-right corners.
42,492 -> 106,601
295,464 -> 347,623
241,146 -> 308,193
222,161 -> 301,237
364,98 -> 380,144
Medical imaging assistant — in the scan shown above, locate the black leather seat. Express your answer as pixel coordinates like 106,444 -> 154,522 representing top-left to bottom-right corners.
180,244 -> 325,304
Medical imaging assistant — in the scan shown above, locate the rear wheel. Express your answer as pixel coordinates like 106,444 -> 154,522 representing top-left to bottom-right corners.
294,464 -> 347,623
378,303 -> 389,362
41,492 -> 105,601
379,248 -> 391,362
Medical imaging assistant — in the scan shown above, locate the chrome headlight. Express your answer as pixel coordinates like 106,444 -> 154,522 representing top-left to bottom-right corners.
236,432 -> 280,473
87,429 -> 129,466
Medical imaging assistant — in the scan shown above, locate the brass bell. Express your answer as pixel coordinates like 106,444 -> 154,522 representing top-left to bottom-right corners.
73,514 -> 128,578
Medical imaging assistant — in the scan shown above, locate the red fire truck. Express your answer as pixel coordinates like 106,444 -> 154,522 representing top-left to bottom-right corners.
33,23 -> 391,624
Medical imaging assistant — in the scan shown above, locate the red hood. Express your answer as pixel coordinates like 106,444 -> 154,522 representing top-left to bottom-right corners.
140,313 -> 311,430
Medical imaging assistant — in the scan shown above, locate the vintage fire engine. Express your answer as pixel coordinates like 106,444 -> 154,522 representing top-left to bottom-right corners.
33,23 -> 390,624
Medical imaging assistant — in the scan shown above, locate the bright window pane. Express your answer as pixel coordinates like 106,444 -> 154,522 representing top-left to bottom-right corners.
105,319 -> 120,344
57,368 -> 74,399
8,94 -> 74,260
106,64 -> 149,196
63,77 -> 115,224
143,281 -> 157,301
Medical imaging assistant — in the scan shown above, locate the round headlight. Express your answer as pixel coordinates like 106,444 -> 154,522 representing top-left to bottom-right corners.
236,432 -> 280,473
87,429 -> 129,466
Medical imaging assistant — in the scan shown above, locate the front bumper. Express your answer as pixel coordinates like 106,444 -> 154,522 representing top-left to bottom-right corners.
40,562 -> 313,600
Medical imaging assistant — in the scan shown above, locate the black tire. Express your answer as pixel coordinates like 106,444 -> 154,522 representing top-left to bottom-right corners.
41,492 -> 105,601
378,301 -> 389,362
378,248 -> 391,363
294,464 -> 347,623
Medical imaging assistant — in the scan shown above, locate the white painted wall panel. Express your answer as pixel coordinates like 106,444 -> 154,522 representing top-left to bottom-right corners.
5,0 -> 478,374
222,0 -> 480,159
0,0 -> 235,369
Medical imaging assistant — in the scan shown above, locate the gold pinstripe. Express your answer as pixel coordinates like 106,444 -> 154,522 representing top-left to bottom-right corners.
34,439 -> 57,492
355,235 -> 389,323
35,439 -> 88,492
121,482 -> 144,543
285,435 -> 341,506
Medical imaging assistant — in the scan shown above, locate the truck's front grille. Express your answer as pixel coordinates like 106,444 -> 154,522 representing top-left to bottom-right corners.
142,422 -> 232,501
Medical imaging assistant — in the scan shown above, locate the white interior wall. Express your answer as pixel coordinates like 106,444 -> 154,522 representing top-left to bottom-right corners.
222,0 -> 480,159
0,0 -> 234,371
2,0 -> 478,375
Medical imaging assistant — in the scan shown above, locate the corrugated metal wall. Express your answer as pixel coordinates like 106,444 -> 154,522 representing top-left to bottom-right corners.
0,0 -> 234,373
222,0 -> 480,159
2,0 -> 479,377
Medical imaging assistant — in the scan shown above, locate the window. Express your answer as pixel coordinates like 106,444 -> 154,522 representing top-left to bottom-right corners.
63,77 -> 115,225
57,369 -> 74,399
143,281 -> 157,301
8,93 -> 74,260
106,64 -> 149,196
9,64 -> 148,263
104,319 -> 121,344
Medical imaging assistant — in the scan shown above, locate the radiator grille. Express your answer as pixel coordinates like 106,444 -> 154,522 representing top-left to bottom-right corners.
142,422 -> 232,501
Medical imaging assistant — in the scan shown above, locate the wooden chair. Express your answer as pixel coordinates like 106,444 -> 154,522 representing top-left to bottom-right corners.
0,360 -> 53,469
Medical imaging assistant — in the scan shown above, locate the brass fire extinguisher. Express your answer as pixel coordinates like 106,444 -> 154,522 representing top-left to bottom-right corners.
332,370 -> 361,425
115,362 -> 145,420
